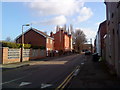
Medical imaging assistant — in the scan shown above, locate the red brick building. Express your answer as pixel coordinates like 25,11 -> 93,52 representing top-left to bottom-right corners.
95,20 -> 107,56
81,44 -> 93,52
16,28 -> 54,54
50,26 -> 73,53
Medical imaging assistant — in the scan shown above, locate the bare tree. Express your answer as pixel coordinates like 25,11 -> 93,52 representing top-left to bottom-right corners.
72,29 -> 87,53
5,37 -> 12,42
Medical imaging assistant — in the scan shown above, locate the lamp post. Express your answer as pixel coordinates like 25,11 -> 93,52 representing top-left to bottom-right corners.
21,24 -> 30,62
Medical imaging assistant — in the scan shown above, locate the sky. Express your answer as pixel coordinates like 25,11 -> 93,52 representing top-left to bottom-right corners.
1,0 -> 106,44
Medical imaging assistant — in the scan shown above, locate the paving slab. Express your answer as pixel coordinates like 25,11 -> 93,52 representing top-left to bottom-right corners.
68,55 -> 120,88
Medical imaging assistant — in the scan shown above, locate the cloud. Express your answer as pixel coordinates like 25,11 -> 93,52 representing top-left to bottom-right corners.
32,15 -> 67,25
28,0 -> 84,16
27,0 -> 93,24
77,7 -> 93,22
2,0 -> 105,2
80,28 -> 97,39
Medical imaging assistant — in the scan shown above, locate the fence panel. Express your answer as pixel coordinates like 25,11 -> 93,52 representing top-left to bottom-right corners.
31,49 -> 38,57
8,48 -> 20,59
23,49 -> 30,57
40,50 -> 46,56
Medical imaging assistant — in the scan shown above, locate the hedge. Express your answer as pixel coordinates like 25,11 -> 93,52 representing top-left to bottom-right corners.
0,41 -> 45,49
1,41 -> 31,49
31,45 -> 45,49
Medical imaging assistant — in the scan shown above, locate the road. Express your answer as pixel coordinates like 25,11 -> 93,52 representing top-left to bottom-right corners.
2,54 -> 86,89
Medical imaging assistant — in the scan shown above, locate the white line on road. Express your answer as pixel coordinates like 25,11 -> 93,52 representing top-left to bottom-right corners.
19,82 -> 32,87
73,68 -> 80,76
41,83 -> 52,88
0,73 -> 32,85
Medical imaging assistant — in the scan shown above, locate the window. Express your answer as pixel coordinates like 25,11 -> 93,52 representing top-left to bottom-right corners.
50,39 -> 52,44
46,38 -> 49,43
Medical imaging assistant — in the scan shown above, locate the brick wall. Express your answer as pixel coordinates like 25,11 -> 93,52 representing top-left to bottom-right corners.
2,47 -> 21,64
0,47 -> 3,64
16,30 -> 46,47
54,30 -> 71,52
46,38 -> 54,51
64,34 -> 70,51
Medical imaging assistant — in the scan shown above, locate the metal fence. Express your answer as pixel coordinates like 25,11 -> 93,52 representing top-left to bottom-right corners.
23,49 -> 30,57
40,50 -> 46,56
32,49 -> 38,57
8,48 -> 20,59
6,48 -> 46,61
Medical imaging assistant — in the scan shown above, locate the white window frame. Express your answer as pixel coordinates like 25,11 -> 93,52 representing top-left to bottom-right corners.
50,39 -> 52,44
46,38 -> 49,43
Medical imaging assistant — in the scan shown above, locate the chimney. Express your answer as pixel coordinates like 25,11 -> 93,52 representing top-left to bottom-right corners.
50,31 -> 53,37
64,24 -> 66,31
70,24 -> 73,34
68,27 -> 70,34
56,25 -> 59,32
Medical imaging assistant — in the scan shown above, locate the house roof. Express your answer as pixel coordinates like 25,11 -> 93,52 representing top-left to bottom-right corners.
15,28 -> 54,40
33,28 -> 49,37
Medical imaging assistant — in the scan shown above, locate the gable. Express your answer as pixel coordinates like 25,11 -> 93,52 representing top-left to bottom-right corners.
15,28 -> 54,41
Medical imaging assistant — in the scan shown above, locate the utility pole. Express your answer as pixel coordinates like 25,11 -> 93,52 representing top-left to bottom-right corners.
21,24 -> 30,62
90,38 -> 93,53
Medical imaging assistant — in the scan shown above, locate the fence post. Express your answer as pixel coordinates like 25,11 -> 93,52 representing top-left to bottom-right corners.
2,47 -> 8,64
0,47 -> 3,64
20,48 -> 23,62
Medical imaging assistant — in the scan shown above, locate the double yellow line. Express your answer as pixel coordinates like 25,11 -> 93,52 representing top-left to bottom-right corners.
56,65 -> 80,90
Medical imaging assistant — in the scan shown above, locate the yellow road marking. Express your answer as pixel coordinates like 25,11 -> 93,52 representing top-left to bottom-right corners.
56,65 -> 80,89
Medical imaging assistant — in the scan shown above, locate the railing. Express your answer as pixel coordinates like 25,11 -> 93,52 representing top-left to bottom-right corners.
8,48 -> 20,59
2,47 -> 46,64
32,49 -> 38,57
23,49 -> 30,57
40,50 -> 45,56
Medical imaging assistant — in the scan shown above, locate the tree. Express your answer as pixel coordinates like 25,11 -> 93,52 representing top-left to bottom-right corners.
5,37 -> 12,42
72,29 -> 87,53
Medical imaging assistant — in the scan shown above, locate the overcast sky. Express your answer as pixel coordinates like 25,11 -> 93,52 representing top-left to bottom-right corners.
2,0 -> 106,43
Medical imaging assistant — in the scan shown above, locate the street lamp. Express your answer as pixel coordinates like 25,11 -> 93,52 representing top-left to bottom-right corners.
21,24 -> 30,62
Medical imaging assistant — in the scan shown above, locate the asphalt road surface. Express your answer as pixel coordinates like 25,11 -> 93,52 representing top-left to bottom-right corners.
2,54 -> 86,89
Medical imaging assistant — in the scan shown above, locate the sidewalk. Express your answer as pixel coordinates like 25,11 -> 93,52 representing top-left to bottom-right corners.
68,55 -> 120,88
1,54 -> 75,72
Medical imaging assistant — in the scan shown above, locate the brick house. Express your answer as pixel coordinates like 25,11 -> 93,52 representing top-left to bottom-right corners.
50,26 -> 73,54
99,20 -> 107,56
95,20 -> 107,56
16,28 -> 54,56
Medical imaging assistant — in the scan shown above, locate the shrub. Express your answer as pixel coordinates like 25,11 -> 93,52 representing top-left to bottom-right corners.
31,45 -> 45,49
1,41 -> 31,49
1,41 -> 45,49
23,44 -> 31,49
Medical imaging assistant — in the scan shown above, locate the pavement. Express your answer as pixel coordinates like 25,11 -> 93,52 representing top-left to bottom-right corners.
0,54 -> 75,72
68,55 -> 120,88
